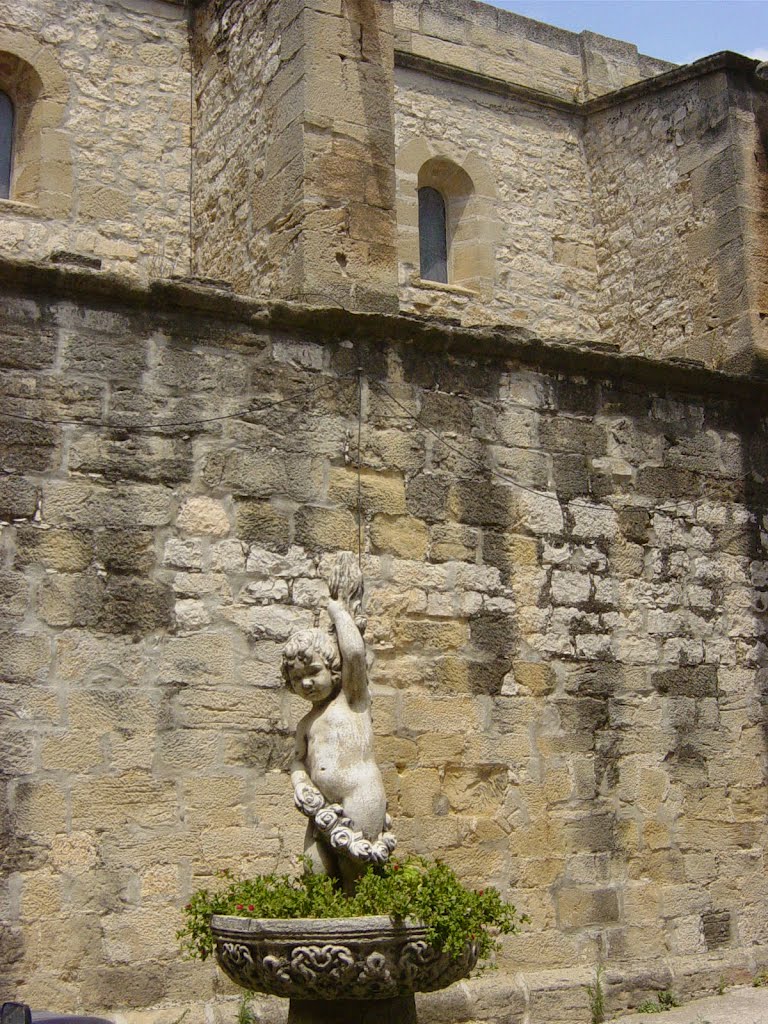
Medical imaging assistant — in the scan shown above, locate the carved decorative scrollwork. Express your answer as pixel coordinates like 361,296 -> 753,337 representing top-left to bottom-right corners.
220,941 -> 254,968
356,950 -> 394,997
259,944 -> 358,997
212,918 -> 478,999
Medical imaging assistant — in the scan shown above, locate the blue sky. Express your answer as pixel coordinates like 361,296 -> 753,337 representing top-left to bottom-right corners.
489,2 -> 768,65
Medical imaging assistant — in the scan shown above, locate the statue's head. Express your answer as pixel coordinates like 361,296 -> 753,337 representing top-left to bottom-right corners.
281,628 -> 341,703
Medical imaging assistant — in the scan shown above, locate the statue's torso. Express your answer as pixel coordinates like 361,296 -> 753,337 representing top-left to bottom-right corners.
302,692 -> 386,837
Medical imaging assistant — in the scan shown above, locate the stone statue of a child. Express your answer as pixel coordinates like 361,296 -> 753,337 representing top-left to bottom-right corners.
282,553 -> 395,892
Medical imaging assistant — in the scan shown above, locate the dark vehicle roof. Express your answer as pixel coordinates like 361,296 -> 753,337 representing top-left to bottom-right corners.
32,1015 -> 113,1024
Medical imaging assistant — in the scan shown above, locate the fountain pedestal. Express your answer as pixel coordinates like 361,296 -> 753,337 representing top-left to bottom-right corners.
287,995 -> 416,1024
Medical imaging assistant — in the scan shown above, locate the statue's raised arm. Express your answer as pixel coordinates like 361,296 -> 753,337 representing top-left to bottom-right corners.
327,553 -> 368,708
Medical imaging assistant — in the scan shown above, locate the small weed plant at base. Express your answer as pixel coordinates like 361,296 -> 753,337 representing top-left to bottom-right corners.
636,991 -> 681,1013
658,991 -> 680,1010
236,996 -> 255,1024
636,1000 -> 658,1014
178,856 -> 526,966
584,964 -> 606,1024
754,968 -> 768,987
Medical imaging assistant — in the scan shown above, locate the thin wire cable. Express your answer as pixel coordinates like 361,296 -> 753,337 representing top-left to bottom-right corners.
356,364 -> 364,568
7,364 -> 579,504
187,0 -> 194,276
2,372 -> 355,434
373,379 -> 572,505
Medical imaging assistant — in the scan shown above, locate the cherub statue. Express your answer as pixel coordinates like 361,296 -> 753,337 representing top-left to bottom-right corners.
282,553 -> 396,893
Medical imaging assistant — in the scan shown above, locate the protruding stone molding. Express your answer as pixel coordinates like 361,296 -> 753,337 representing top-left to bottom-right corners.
396,137 -> 498,298
1,254 -> 767,398
395,49 -> 767,116
0,29 -> 72,217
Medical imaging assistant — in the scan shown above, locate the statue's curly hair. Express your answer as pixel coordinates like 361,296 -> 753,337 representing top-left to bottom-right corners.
281,628 -> 341,690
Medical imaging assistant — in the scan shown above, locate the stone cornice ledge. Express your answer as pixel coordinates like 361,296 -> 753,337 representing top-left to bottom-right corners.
395,49 -> 765,115
1,255 -> 767,401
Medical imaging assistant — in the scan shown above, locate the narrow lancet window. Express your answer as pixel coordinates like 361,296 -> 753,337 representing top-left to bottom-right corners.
418,185 -> 448,284
0,91 -> 13,200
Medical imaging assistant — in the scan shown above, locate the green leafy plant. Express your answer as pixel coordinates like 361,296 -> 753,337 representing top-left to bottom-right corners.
636,991 -> 681,1013
717,974 -> 726,995
636,1000 -> 658,1014
754,968 -> 768,988
178,856 -> 526,965
584,964 -> 606,1024
658,991 -> 681,1010
236,995 -> 255,1024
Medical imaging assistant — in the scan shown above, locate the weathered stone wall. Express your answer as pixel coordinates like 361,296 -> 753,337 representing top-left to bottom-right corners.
1,261 -> 766,1024
744,83 -> 768,363
584,67 -> 768,372
191,0 -> 398,312
393,0 -> 672,102
394,67 -> 601,339
4,0 -> 766,370
394,54 -> 768,367
190,0 -> 276,295
0,0 -> 191,278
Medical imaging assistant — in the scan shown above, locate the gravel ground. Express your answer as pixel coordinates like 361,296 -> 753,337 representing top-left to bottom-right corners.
615,985 -> 768,1023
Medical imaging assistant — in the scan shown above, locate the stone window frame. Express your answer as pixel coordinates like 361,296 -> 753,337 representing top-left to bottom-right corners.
397,138 -> 498,297
0,29 -> 72,217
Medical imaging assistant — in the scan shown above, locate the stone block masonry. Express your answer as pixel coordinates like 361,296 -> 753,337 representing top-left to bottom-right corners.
191,0 -> 399,312
1,5 -> 766,1018
0,259 -> 766,1024
583,65 -> 768,370
394,66 -> 601,340
0,0 -> 191,279
394,51 -> 768,366
3,0 -> 766,369
392,0 -> 673,102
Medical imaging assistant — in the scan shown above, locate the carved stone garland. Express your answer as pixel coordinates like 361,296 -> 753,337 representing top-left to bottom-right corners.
294,780 -> 397,865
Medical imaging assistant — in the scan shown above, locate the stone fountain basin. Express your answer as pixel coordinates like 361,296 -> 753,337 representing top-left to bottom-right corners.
211,914 -> 479,1000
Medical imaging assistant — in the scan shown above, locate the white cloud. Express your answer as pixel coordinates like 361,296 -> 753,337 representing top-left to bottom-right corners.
746,47 -> 768,60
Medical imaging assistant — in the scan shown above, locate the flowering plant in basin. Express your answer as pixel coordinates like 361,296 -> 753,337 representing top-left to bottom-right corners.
179,855 -> 525,969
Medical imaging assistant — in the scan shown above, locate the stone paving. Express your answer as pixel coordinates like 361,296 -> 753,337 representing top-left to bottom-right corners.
616,985 -> 768,1024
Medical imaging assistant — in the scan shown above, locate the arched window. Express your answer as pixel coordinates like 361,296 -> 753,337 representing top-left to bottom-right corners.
418,186 -> 447,284
0,90 -> 12,200
397,141 -> 498,300
0,39 -> 71,214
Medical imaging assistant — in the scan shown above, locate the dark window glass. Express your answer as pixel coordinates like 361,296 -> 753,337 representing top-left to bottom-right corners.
0,91 -> 13,200
418,186 -> 447,284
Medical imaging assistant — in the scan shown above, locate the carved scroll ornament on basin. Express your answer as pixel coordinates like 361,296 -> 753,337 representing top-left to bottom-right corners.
211,914 -> 479,1000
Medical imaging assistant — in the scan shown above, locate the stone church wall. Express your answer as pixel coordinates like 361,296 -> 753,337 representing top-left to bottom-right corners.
392,0 -> 673,102
2,1 -> 765,368
584,66 -> 768,371
2,2 -> 768,1021
394,67 -> 601,339
0,0 -> 191,278
190,0 -> 278,297
191,0 -> 398,312
1,262 -> 766,1023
